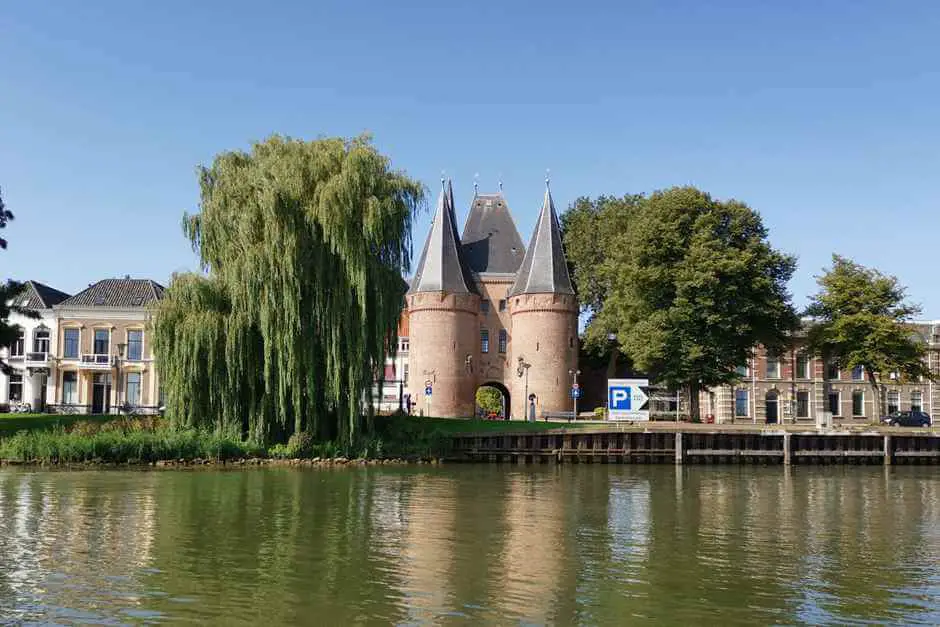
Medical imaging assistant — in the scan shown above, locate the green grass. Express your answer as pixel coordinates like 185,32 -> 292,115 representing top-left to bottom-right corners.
399,416 -> 594,434
0,426 -> 262,464
0,413 -> 593,465
0,413 -> 122,434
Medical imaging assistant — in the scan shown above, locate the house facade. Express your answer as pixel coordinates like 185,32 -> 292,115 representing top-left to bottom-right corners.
372,309 -> 410,413
0,281 -> 71,411
703,321 -> 940,424
51,278 -> 165,414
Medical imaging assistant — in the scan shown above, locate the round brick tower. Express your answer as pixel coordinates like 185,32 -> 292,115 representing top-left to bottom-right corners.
406,181 -> 480,417
507,183 -> 579,420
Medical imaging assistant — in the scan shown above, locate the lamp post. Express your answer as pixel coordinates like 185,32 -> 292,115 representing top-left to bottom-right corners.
516,356 -> 531,421
116,342 -> 126,413
569,368 -> 581,422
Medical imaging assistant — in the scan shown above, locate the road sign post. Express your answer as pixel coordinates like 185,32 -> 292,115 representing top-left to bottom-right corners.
607,378 -> 651,421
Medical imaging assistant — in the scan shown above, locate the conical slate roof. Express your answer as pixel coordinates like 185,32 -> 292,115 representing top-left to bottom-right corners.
460,191 -> 526,275
508,184 -> 574,296
409,181 -> 474,294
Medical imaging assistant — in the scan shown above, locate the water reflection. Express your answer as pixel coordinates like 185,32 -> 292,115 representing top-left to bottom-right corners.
0,465 -> 939,624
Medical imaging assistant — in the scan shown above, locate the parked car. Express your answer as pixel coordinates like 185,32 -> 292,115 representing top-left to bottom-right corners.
881,410 -> 931,427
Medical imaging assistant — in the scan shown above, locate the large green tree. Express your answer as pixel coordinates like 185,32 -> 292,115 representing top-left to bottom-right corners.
153,136 -> 424,444
0,187 -> 39,375
805,254 -> 933,417
563,187 -> 798,420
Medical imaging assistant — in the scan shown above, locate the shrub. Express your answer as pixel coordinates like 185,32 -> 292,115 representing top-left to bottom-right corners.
286,431 -> 314,458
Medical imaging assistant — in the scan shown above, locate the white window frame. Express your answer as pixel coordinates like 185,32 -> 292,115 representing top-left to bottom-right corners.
852,390 -> 865,417
734,389 -> 749,417
125,327 -> 145,361
828,391 -> 842,416
796,390 -> 810,418
62,326 -> 81,359
766,355 -> 780,380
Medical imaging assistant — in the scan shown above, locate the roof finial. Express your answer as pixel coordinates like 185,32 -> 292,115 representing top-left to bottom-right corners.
545,168 -> 551,190
440,170 -> 446,190
498,172 -> 503,192
473,173 -> 479,195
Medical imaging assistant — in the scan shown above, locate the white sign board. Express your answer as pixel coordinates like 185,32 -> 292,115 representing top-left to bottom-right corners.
607,378 -> 651,421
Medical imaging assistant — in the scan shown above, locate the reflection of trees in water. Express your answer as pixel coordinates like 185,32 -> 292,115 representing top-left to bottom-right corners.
0,471 -> 158,621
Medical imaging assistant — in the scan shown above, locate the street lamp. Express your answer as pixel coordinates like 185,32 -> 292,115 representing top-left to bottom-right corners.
516,356 -> 531,421
569,368 -> 581,423
116,342 -> 126,412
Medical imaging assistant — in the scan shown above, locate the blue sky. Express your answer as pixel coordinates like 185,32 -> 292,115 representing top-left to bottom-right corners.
2,1 -> 938,315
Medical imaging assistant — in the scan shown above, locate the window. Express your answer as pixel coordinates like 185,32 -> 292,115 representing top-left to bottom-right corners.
63,329 -> 80,359
911,390 -> 923,413
400,339 -> 409,352
796,353 -> 810,379
11,328 -> 24,357
851,365 -> 864,381
93,329 -> 109,355
735,389 -> 748,417
498,299 -> 506,312
481,329 -> 489,354
403,364 -> 409,384
796,391 -> 809,418
887,390 -> 899,414
32,328 -> 50,355
498,329 -> 507,354
480,300 -> 490,314
125,373 -> 141,407
766,355 -> 780,379
127,330 -> 143,361
62,372 -> 77,405
383,364 -> 395,379
7,374 -> 22,401
827,362 -> 840,380
852,391 -> 864,417
735,364 -> 749,377
828,392 -> 841,416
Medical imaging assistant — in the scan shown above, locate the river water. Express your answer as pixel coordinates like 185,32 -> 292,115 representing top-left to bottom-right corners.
1,465 -> 939,625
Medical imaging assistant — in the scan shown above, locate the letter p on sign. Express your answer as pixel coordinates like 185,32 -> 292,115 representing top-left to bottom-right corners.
610,386 -> 631,410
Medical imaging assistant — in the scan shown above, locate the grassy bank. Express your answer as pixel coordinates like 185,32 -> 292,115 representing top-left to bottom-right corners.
0,413 -> 589,465
0,414 -> 588,464
0,413 -> 121,435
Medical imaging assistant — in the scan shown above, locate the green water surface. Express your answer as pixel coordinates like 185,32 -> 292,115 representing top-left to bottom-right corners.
1,464 -> 939,625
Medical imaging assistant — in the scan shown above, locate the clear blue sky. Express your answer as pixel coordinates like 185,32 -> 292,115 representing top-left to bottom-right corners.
2,1 -> 938,315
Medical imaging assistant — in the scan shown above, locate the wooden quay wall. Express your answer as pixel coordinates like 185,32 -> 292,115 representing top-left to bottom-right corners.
447,424 -> 940,465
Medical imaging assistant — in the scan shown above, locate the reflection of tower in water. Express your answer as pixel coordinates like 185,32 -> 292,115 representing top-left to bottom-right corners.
371,474 -> 458,624
493,472 -> 566,623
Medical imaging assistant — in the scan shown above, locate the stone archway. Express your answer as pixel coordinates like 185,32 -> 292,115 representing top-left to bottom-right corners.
475,381 -> 511,420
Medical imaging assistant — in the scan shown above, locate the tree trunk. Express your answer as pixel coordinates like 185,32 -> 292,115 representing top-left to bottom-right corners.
688,381 -> 701,423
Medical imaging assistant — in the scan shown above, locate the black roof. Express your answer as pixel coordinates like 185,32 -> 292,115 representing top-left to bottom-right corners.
408,182 -> 475,294
460,192 -> 526,275
14,280 -> 71,309
57,278 -> 165,308
509,186 -> 575,296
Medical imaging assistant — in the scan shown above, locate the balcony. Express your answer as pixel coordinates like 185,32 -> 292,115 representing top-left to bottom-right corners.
80,353 -> 115,369
24,351 -> 50,366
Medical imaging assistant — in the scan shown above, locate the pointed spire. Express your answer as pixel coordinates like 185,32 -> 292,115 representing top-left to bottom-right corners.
408,180 -> 473,294
508,180 -> 574,296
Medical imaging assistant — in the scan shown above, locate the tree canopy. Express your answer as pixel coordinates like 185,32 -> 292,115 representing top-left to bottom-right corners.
563,186 -> 798,419
153,136 -> 424,444
0,187 -> 39,375
805,254 -> 933,414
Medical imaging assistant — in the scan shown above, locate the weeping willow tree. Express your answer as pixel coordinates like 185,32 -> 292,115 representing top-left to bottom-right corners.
153,135 -> 423,444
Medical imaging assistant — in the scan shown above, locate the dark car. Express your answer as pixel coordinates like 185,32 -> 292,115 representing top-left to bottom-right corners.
881,410 -> 931,427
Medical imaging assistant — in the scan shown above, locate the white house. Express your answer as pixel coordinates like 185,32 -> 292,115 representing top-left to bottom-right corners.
1,281 -> 71,412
